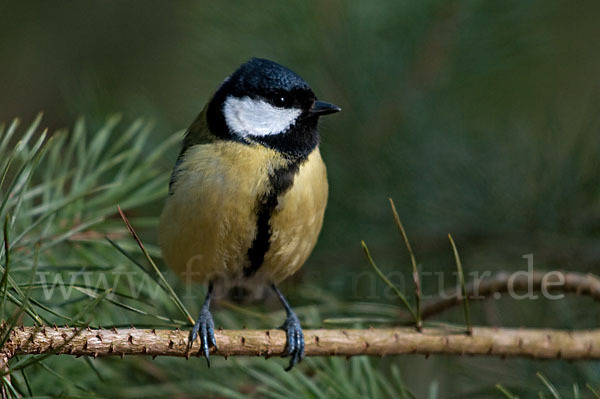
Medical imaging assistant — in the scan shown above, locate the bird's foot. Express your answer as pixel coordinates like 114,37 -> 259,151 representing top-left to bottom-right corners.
188,305 -> 218,367
280,311 -> 304,371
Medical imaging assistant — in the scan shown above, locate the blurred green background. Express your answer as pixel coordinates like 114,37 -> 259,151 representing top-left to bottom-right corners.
1,0 -> 600,397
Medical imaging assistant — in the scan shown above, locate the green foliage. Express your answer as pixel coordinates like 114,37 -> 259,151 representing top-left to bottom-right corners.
0,115 -> 183,329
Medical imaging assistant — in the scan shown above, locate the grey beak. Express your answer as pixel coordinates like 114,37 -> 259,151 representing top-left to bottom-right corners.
310,101 -> 341,116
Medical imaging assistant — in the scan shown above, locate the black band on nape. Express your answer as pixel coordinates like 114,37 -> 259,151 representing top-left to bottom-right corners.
244,159 -> 303,277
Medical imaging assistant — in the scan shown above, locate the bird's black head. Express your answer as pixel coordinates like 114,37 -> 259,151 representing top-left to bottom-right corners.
206,58 -> 340,159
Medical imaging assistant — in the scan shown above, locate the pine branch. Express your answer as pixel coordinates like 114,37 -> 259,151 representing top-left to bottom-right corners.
2,326 -> 599,362
418,271 -> 600,320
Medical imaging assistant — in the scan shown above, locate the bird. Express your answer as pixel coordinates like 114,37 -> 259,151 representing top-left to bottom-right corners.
159,57 -> 340,371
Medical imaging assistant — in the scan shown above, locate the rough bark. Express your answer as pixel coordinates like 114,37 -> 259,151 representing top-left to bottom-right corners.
2,325 -> 599,360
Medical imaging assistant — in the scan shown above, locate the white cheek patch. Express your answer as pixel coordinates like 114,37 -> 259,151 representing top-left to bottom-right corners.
223,96 -> 301,137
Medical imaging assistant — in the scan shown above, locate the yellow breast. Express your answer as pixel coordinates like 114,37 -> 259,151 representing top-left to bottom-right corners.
252,149 -> 328,283
158,141 -> 328,286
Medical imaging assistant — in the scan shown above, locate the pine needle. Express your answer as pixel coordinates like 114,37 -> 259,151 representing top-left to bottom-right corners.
361,240 -> 417,322
448,234 -> 472,335
1,216 -> 10,321
0,242 -> 40,351
587,384 -> 600,399
536,372 -> 561,399
496,384 -> 519,399
389,198 -> 422,331
117,206 -> 194,325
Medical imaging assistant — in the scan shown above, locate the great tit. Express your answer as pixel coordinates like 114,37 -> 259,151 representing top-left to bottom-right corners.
159,58 -> 340,371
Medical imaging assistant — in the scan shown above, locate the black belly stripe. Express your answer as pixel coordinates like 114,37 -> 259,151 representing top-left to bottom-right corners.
244,160 -> 303,277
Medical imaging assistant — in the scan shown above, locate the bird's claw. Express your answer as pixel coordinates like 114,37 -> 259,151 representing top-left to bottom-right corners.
188,305 -> 217,367
281,312 -> 304,371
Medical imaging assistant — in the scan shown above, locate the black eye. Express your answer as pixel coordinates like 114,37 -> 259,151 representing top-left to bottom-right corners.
272,94 -> 289,108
